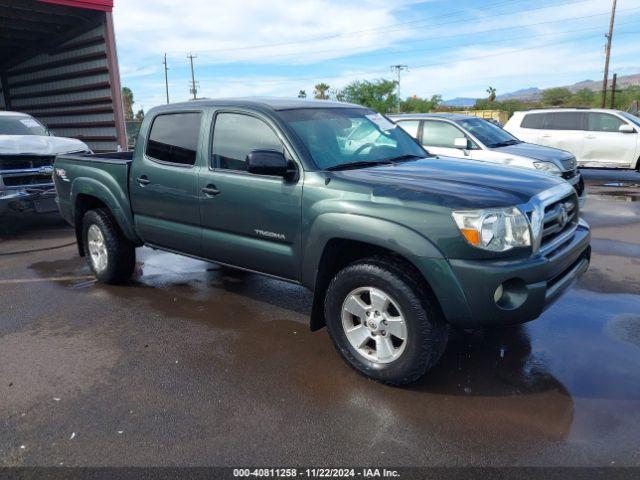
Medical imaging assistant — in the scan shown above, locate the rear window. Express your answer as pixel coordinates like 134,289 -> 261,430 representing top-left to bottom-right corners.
146,112 -> 202,166
520,113 -> 545,129
520,112 -> 585,130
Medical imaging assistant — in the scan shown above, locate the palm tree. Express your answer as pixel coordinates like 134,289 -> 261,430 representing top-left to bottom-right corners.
486,86 -> 497,103
314,83 -> 330,100
298,90 -> 307,99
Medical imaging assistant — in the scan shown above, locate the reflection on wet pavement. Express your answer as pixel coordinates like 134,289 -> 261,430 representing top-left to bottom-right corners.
0,169 -> 639,466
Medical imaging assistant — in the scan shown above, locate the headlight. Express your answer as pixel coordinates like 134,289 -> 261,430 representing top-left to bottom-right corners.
533,161 -> 562,176
452,207 -> 531,252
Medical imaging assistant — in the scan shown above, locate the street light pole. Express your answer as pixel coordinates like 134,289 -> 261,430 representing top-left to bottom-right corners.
390,64 -> 408,113
163,53 -> 170,104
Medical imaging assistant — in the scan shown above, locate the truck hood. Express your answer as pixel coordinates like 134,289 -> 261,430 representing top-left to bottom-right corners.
330,157 -> 565,209
0,135 -> 89,156
494,142 -> 574,165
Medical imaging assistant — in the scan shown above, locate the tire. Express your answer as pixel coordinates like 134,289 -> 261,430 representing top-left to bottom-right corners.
82,208 -> 135,284
324,256 -> 449,386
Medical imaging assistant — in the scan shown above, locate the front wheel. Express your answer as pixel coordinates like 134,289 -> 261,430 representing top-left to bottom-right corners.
324,257 -> 449,386
82,209 -> 135,284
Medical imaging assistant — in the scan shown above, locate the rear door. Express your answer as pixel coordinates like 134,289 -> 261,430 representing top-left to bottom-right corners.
421,119 -> 468,158
129,111 -> 204,256
535,112 -> 586,161
198,110 -> 303,280
583,112 -> 637,167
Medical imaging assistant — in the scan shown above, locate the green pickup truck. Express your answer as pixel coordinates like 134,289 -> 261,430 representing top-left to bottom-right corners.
53,98 -> 590,385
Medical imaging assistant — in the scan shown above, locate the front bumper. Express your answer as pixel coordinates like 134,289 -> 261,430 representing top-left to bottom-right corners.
0,186 -> 58,215
443,222 -> 590,327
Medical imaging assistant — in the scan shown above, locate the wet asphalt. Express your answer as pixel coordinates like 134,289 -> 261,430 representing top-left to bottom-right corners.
0,169 -> 639,467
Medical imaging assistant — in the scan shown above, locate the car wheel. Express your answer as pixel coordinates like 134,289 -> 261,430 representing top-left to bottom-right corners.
324,256 -> 449,386
82,209 -> 135,284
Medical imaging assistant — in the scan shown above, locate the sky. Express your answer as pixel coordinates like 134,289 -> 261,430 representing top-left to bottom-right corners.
112,0 -> 640,112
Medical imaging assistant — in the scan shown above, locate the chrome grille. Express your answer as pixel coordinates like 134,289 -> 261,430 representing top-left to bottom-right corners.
540,192 -> 579,254
0,155 -> 55,189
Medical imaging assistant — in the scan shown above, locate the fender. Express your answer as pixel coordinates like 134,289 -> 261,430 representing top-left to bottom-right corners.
301,212 -> 444,289
71,176 -> 140,243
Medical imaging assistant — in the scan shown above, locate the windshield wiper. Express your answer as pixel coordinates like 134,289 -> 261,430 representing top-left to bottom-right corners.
325,160 -> 394,171
384,154 -> 426,163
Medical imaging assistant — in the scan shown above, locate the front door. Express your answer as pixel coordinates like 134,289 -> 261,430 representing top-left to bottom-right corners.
421,120 -> 467,158
198,111 -> 302,280
129,111 -> 204,256
583,112 -> 638,168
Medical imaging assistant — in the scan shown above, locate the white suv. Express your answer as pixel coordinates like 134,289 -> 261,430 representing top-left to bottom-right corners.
505,108 -> 640,170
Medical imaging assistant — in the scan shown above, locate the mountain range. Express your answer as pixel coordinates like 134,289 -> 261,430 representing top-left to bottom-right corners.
442,73 -> 640,107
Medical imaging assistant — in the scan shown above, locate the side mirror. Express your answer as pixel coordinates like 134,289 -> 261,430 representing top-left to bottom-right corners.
454,137 -> 469,149
247,149 -> 291,177
619,124 -> 635,133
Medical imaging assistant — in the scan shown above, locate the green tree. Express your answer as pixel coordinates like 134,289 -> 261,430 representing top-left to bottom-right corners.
486,86 -> 497,102
572,88 -> 596,107
314,83 -> 331,100
122,87 -> 134,121
401,94 -> 441,113
298,90 -> 307,99
134,109 -> 145,122
342,79 -> 397,113
541,87 -> 572,106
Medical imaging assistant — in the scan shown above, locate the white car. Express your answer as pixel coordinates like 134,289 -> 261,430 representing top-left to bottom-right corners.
504,108 -> 640,170
1,111 -> 90,216
389,113 -> 584,198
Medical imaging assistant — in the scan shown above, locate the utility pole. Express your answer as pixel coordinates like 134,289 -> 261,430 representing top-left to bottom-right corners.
163,53 -> 170,104
601,0 -> 617,108
610,73 -> 618,109
390,64 -> 408,113
187,53 -> 198,100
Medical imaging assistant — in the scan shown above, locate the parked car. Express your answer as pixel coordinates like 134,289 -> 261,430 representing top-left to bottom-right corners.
0,111 -> 90,216
389,113 -> 584,198
504,108 -> 640,170
53,99 -> 590,385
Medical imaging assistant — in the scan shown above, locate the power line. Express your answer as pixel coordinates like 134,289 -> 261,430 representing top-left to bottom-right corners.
601,0 -> 618,107
164,0 -> 590,55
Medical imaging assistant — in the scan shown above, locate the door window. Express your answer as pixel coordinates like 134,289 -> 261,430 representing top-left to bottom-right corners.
520,113 -> 545,129
422,121 -> 465,147
212,113 -> 283,171
396,120 -> 421,139
544,112 -> 585,131
146,112 -> 202,166
587,113 -> 625,132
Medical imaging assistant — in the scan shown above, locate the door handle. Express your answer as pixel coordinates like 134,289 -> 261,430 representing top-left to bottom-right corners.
201,185 -> 221,197
136,175 -> 150,186
542,134 -> 552,138
585,135 -> 596,139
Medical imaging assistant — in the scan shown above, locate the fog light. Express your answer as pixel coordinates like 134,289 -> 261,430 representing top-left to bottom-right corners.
494,278 -> 528,310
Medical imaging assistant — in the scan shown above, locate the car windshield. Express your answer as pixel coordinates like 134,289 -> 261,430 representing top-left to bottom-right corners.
279,107 -> 427,170
0,115 -> 48,136
455,117 -> 520,148
620,111 -> 640,128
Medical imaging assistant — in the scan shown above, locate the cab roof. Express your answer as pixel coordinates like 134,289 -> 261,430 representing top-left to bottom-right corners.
156,97 -> 362,112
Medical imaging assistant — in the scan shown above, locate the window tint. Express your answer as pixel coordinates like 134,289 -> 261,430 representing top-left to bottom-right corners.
422,121 -> 465,147
520,113 -> 545,129
396,120 -> 420,139
212,113 -> 283,171
587,113 -> 625,132
146,113 -> 201,165
545,112 -> 585,130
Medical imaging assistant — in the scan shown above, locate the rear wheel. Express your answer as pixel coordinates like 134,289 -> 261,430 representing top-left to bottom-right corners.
324,257 -> 449,386
82,209 -> 135,284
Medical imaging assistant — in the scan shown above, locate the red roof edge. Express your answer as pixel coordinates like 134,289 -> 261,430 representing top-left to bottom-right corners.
38,0 -> 113,12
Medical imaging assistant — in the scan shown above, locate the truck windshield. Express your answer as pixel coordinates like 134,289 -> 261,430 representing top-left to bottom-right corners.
279,108 -> 427,170
455,117 -> 520,148
0,115 -> 48,136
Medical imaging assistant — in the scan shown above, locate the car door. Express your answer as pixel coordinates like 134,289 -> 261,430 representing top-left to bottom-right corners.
129,111 -> 204,256
421,120 -> 468,158
535,112 -> 586,161
198,110 -> 302,280
583,112 -> 637,167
